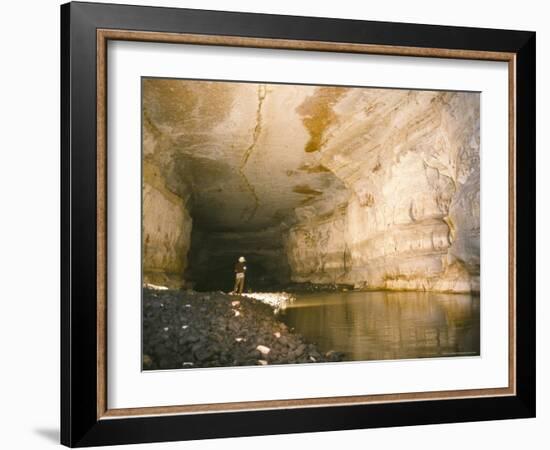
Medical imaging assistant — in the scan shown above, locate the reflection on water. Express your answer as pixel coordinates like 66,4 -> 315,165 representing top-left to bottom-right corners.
279,291 -> 480,361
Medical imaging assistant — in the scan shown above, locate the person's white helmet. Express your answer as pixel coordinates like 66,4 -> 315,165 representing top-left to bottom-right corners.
238,256 -> 246,262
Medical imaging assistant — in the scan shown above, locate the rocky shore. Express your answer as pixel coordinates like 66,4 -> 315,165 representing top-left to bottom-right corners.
282,282 -> 355,293
143,288 -> 344,370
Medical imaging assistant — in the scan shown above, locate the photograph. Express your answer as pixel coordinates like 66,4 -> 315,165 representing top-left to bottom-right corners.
54,1 -> 537,446
141,78 -> 481,370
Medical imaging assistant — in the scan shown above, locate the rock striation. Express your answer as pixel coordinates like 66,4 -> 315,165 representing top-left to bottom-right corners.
285,90 -> 480,292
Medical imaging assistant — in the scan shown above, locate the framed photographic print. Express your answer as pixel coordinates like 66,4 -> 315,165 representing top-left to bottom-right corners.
60,1 -> 536,447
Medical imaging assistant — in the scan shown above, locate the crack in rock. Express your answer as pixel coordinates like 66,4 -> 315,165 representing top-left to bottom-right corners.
239,85 -> 267,222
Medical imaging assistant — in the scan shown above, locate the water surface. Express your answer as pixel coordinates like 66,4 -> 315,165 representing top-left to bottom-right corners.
279,291 -> 480,361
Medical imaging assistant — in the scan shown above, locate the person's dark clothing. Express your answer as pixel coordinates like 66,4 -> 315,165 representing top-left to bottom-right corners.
234,262 -> 246,274
233,261 -> 247,294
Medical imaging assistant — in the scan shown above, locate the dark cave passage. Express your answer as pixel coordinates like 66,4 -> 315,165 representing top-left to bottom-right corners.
185,226 -> 291,292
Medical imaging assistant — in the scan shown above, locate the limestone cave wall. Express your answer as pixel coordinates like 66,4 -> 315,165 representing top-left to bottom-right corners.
142,117 -> 193,288
285,91 -> 480,292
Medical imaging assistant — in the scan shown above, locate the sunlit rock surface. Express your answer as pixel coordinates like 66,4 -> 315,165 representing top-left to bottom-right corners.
142,79 -> 480,293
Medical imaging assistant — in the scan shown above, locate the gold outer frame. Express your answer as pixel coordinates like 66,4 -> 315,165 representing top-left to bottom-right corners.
96,29 -> 516,420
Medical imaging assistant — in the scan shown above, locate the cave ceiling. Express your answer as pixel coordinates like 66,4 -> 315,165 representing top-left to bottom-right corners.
142,79 -> 474,233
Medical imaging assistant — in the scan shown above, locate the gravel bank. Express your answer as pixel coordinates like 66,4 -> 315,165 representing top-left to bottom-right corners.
142,288 -> 344,370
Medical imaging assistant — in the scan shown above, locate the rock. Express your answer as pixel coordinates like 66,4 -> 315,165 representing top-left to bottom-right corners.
142,161 -> 191,290
279,336 -> 289,346
186,334 -> 200,344
228,322 -> 240,332
325,350 -> 345,362
143,288 -> 333,369
257,360 -> 268,366
286,91 -> 479,293
143,354 -> 153,368
295,344 -> 306,356
194,347 -> 213,362
256,345 -> 271,356
310,350 -> 321,360
159,358 -> 173,369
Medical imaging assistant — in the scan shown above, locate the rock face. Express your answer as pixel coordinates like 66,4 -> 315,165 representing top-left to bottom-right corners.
142,161 -> 192,287
285,90 -> 480,292
142,79 -> 480,293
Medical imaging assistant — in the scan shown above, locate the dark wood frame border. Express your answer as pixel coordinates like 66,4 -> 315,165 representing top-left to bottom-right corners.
61,1 -> 535,447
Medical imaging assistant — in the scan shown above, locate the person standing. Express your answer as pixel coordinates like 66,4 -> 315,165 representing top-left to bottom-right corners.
232,256 -> 247,294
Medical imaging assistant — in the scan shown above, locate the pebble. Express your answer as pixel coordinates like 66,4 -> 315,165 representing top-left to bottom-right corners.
256,345 -> 271,356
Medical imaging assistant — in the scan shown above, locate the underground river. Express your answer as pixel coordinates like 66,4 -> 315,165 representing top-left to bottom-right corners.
278,291 -> 480,362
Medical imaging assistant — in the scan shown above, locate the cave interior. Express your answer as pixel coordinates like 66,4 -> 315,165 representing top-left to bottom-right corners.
142,78 -> 481,294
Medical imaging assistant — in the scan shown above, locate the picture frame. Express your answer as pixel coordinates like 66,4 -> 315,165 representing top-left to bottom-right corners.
60,1 -> 536,447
